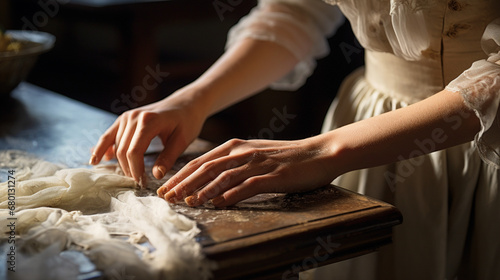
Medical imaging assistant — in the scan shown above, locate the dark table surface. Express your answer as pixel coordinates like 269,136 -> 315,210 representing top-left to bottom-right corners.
0,83 -> 115,168
0,83 -> 402,279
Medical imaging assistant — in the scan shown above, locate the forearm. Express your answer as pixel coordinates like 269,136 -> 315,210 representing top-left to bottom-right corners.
319,89 -> 481,176
168,38 -> 299,120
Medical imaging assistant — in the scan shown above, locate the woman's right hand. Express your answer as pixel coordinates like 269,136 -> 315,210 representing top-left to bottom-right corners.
89,86 -> 208,186
89,38 -> 301,186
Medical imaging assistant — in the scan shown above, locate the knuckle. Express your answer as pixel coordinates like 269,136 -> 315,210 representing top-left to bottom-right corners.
117,112 -> 128,119
120,111 -> 133,120
245,176 -> 263,187
126,148 -> 140,160
217,171 -> 233,186
201,186 -> 219,199
127,109 -> 141,118
279,166 -> 294,178
199,161 -> 217,173
138,111 -> 157,124
243,149 -> 260,159
116,147 -> 127,159
226,138 -> 244,146
185,156 -> 204,169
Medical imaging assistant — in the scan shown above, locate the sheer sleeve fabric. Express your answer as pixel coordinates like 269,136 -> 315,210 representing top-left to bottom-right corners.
225,0 -> 344,90
446,18 -> 500,168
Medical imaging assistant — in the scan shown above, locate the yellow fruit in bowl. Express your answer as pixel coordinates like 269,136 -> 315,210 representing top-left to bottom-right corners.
0,30 -> 55,98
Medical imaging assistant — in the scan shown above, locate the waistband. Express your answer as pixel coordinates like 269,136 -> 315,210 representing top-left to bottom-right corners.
364,50 -> 445,104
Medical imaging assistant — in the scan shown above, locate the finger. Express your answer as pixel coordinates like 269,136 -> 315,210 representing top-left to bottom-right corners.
184,164 -> 263,206
115,116 -> 136,177
127,116 -> 161,184
113,115 -> 127,163
160,157 -> 236,202
158,139 -> 248,200
161,139 -> 241,189
159,153 -> 244,203
211,175 -> 269,207
90,121 -> 119,165
103,146 -> 115,161
152,127 -> 185,180
158,153 -> 221,198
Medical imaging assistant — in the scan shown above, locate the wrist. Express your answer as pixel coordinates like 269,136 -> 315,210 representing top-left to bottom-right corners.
301,132 -> 353,184
163,83 -> 215,121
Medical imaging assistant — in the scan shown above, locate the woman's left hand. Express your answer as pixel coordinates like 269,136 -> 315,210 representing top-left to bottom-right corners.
157,137 -> 337,207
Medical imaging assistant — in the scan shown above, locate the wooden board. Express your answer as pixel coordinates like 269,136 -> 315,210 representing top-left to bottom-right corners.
167,184 -> 401,279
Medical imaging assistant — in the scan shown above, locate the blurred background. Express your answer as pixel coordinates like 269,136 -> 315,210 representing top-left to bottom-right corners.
0,0 -> 364,144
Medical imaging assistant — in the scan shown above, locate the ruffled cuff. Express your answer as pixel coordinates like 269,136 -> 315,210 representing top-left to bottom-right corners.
445,18 -> 500,168
225,0 -> 344,90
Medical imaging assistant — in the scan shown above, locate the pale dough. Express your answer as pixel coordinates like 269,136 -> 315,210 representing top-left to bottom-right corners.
0,150 -> 212,280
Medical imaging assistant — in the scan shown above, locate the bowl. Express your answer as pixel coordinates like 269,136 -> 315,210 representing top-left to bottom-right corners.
0,30 -> 55,98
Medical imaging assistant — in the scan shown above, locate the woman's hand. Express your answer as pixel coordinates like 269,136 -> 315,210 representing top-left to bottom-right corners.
89,38 -> 301,187
89,86 -> 208,185
157,137 -> 338,207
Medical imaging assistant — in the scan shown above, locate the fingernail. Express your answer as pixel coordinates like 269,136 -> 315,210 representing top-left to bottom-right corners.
155,165 -> 166,178
211,196 -> 225,206
89,154 -> 97,165
157,187 -> 165,197
185,195 -> 198,206
164,191 -> 176,203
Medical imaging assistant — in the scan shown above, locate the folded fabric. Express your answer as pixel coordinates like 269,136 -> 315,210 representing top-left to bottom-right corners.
0,150 -> 212,280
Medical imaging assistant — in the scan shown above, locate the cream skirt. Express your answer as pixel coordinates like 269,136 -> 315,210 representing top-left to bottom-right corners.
306,51 -> 500,280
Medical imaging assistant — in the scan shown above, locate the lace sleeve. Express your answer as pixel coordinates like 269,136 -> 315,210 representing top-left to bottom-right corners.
225,0 -> 344,90
446,18 -> 500,168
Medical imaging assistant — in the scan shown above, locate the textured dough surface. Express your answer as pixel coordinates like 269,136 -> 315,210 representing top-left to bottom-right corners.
0,150 -> 211,280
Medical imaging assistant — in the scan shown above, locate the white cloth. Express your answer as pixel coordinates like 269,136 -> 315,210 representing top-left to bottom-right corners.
226,0 -> 500,279
0,150 -> 211,280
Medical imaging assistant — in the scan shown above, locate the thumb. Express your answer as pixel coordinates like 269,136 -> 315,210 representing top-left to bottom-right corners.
153,130 -> 190,179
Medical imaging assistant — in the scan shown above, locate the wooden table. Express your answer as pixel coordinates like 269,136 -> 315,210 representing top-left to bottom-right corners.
0,84 -> 402,279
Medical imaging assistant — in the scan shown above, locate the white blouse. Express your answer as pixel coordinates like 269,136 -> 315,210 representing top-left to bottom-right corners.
225,0 -> 500,168
446,18 -> 500,167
